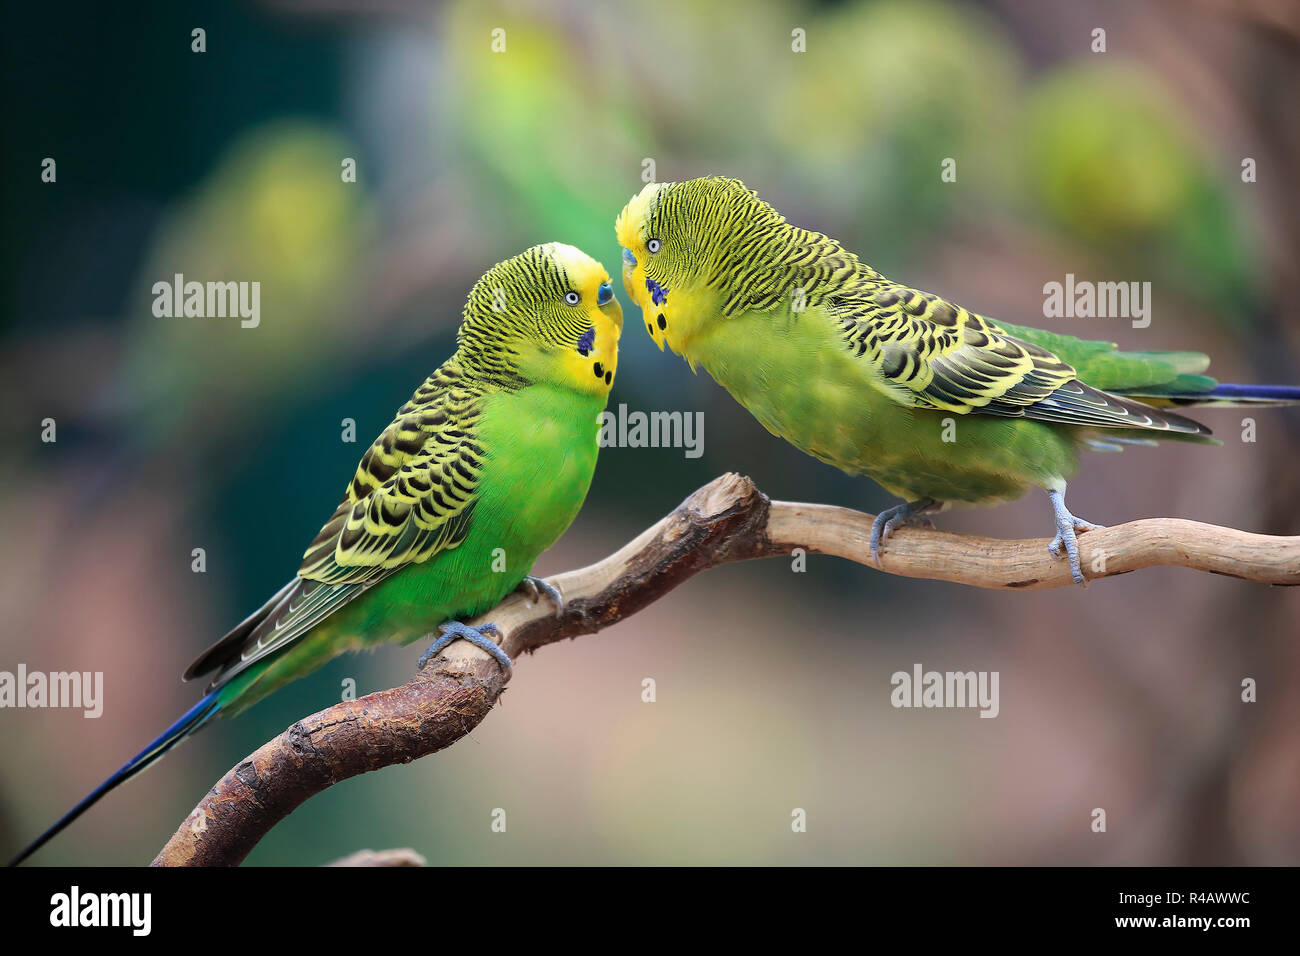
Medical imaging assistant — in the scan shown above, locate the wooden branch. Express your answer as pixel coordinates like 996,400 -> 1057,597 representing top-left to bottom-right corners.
324,848 -> 426,867
152,473 -> 1300,865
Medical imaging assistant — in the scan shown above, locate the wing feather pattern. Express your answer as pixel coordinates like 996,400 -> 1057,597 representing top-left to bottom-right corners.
185,362 -> 489,689
829,282 -> 1208,433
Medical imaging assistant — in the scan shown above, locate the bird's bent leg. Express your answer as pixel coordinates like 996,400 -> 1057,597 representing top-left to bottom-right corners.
1046,487 -> 1105,586
417,621 -> 512,673
870,497 -> 942,565
517,574 -> 563,617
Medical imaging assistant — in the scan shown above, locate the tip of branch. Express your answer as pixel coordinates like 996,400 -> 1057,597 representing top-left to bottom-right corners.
683,472 -> 763,519
324,848 -> 427,867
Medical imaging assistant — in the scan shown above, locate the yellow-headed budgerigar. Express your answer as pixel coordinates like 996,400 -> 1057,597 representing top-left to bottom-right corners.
615,177 -> 1298,583
11,242 -> 622,865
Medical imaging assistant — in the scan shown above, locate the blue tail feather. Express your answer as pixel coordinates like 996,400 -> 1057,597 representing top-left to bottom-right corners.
1207,383 -> 1300,402
7,692 -> 221,866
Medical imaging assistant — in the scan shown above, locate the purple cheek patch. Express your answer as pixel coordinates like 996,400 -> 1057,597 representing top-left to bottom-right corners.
576,326 -> 595,356
646,278 -> 669,306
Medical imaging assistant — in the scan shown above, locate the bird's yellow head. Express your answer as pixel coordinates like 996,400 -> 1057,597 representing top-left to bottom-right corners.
460,242 -> 622,396
616,177 -> 777,363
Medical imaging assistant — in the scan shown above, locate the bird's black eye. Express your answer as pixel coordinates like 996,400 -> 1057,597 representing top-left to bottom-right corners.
564,291 -> 581,306
646,238 -> 662,254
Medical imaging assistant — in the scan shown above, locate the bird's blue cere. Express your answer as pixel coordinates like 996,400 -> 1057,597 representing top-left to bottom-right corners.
621,248 -> 637,269
597,281 -> 614,305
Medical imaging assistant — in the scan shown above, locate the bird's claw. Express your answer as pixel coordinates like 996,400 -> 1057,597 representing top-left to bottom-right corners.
1047,519 -> 1104,558
417,621 -> 512,674
869,498 -> 941,566
519,575 -> 563,617
1046,489 -> 1105,586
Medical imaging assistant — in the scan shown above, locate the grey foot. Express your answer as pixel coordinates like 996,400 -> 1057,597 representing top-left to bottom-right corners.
1046,489 -> 1105,586
870,498 -> 941,565
417,621 -> 512,673
519,575 -> 563,617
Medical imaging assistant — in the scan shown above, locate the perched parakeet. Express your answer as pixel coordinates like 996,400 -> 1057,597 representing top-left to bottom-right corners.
12,242 -> 622,865
615,177 -> 1299,583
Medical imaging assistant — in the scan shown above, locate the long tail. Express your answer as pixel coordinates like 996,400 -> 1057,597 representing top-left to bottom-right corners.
1123,382 -> 1300,408
1195,383 -> 1300,405
7,691 -> 221,866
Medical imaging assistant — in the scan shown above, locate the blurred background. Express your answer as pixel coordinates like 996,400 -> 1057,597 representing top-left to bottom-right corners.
2,0 -> 1299,865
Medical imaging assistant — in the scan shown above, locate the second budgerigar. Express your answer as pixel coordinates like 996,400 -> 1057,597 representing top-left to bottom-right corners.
616,177 -> 1299,583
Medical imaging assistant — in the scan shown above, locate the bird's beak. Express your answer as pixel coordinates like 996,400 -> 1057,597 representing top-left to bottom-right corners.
619,248 -> 640,310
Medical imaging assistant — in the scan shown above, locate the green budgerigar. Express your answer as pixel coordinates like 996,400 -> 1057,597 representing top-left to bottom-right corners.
12,242 -> 622,865
616,177 -> 1299,582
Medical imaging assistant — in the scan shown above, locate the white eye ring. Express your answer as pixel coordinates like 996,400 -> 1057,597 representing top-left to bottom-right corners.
646,238 -> 662,254
564,291 -> 581,306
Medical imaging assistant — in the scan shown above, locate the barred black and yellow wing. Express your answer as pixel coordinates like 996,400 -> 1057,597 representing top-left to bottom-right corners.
298,368 -> 484,584
828,278 -> 1209,434
184,363 -> 487,687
